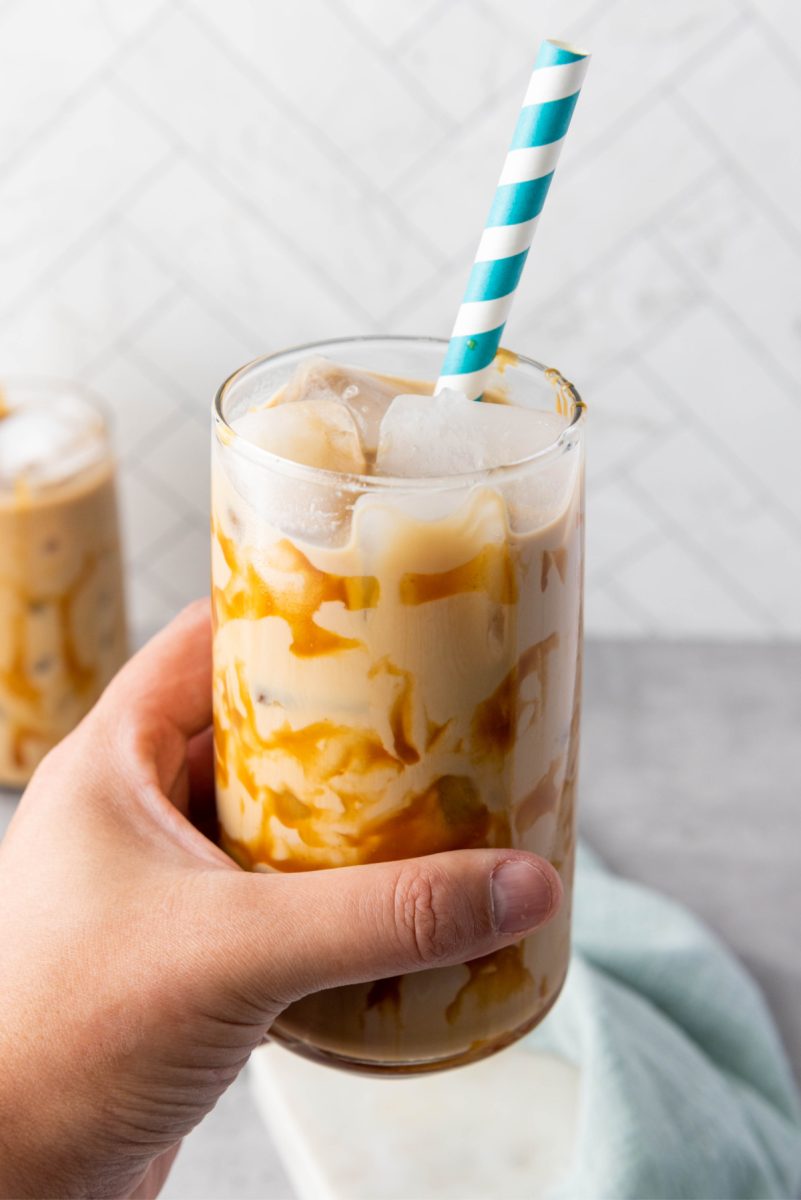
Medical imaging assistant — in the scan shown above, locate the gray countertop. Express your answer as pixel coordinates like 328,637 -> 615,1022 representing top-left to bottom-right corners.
2,638 -> 799,1198
580,639 -> 801,1089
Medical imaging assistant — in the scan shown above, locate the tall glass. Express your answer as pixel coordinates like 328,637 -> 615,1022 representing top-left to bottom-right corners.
0,380 -> 128,787
212,337 -> 584,1073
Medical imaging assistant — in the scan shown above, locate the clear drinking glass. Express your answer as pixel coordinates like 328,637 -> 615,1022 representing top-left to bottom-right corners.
0,380 -> 128,788
212,336 -> 585,1073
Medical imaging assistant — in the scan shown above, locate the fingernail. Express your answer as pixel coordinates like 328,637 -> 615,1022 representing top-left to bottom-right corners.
490,860 -> 555,935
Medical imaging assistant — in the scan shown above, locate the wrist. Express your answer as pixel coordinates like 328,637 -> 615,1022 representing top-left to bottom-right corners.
0,1024 -> 113,1199
0,1064 -> 80,1197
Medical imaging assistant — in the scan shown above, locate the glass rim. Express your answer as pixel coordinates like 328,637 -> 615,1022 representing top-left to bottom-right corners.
0,374 -> 112,428
0,375 -> 114,497
213,334 -> 585,492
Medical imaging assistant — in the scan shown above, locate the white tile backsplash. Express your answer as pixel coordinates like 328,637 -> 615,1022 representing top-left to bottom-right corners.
123,290 -> 255,405
643,306 -> 801,517
583,364 -> 677,490
86,348 -> 185,461
610,535 -> 767,640
393,0 -> 527,124
563,0 -> 744,143
122,159 -> 364,341
189,0 -> 453,186
677,24 -> 801,244
0,0 -> 798,641
0,224 -> 175,378
585,577 -> 653,638
662,172 -> 801,386
392,96 -> 522,264
522,94 -> 713,300
0,84 -> 170,312
711,510 -> 801,635
507,234 -> 697,386
337,0 -> 445,50
118,461 -> 186,563
138,414 -> 211,518
147,522 -> 211,604
585,477 -> 665,585
0,0 -> 120,169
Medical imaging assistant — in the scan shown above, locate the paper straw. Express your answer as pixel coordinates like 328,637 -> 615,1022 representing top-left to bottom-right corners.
436,39 -> 590,401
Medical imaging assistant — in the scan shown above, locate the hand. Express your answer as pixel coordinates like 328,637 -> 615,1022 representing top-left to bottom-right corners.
0,601 -> 561,1199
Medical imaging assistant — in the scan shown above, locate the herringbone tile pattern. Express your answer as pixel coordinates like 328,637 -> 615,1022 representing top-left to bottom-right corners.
1,0 -> 799,640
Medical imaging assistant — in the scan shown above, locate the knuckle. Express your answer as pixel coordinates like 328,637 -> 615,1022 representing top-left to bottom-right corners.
391,865 -> 460,966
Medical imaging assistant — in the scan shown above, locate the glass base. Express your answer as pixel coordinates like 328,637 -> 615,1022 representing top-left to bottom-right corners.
268,970 -> 567,1076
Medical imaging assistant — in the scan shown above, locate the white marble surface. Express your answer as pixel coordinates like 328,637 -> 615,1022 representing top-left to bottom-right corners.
250,1044 -> 579,1200
1,0 -> 800,640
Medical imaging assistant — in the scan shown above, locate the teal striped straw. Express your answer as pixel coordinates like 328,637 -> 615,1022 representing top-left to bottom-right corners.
437,39 -> 590,401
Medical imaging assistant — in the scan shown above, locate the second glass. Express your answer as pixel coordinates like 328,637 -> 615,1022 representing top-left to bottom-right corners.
0,380 -> 128,788
212,337 -> 585,1073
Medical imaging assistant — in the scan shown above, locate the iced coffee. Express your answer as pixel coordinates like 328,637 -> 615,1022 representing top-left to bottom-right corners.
0,382 -> 128,787
212,338 -> 584,1072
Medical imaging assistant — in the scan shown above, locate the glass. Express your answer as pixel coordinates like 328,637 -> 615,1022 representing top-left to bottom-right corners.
0,379 -> 128,788
211,336 -> 585,1073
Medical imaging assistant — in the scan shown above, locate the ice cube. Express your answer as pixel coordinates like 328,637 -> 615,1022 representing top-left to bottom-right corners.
232,398 -> 367,475
278,357 -> 397,459
0,397 -> 104,488
375,389 -> 567,477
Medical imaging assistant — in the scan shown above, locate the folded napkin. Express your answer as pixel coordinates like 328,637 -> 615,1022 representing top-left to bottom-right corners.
528,846 -> 801,1200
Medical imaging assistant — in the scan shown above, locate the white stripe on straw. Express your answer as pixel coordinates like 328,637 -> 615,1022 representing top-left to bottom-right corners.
523,59 -> 589,105
499,139 -> 565,185
451,294 -> 516,337
475,218 -> 540,262
436,367 -> 495,399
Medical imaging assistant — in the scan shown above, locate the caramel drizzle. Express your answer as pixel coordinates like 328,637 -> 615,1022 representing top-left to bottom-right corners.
400,542 -> 517,607
11,724 -> 44,769
214,531 -> 569,871
544,366 -> 577,419
213,525 -> 379,657
217,634 -> 560,870
425,714 -> 452,752
220,762 -> 504,872
369,658 -> 419,764
352,773 -> 500,864
0,455 -> 124,781
365,976 -> 403,1016
0,608 -> 40,704
540,547 -> 567,592
57,551 -> 99,694
471,633 -> 559,762
0,552 -> 101,707
514,756 -> 563,835
445,946 -> 534,1025
217,654 -> 512,868
215,660 -> 401,799
494,348 -> 520,375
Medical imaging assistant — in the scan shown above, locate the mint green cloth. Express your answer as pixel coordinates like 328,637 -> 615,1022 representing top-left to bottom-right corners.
528,846 -> 801,1200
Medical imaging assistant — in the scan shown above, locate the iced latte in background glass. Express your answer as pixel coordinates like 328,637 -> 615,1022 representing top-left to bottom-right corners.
212,337 -> 584,1073
0,382 -> 128,787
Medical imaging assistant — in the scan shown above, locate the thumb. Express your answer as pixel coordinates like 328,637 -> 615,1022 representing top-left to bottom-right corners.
211,849 -> 562,1008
